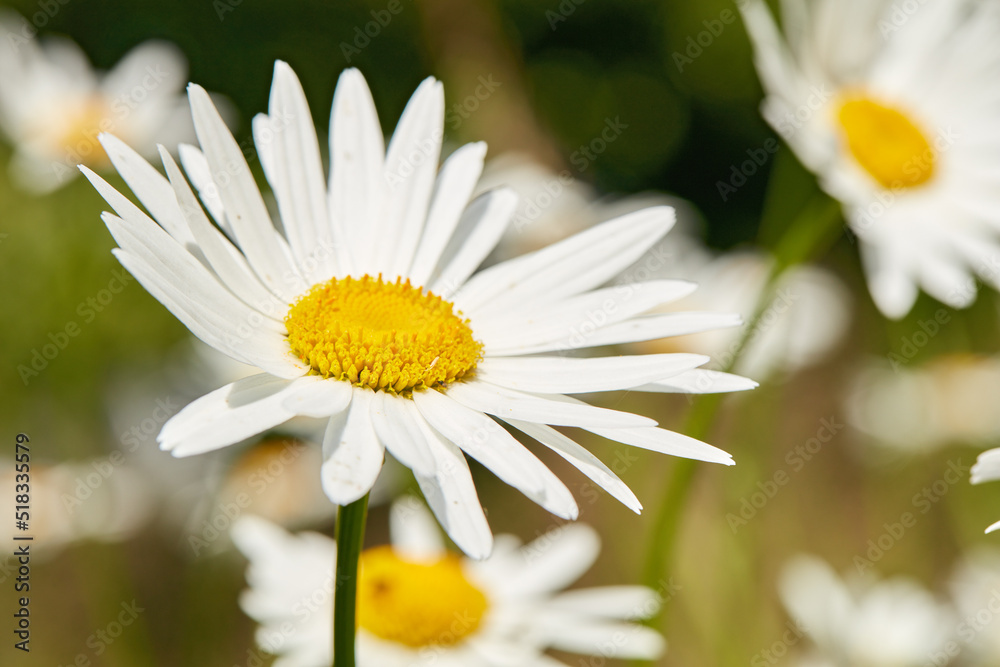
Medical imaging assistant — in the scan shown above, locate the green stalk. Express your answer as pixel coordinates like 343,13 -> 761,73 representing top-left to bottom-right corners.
632,191 -> 842,666
333,494 -> 369,666
637,287 -> 772,603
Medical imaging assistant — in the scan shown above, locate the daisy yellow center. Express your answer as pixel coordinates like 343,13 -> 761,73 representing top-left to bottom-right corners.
357,546 -> 489,647
284,275 -> 482,393
837,96 -> 935,189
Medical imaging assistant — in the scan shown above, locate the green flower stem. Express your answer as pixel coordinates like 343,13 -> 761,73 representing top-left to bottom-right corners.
770,195 -> 846,274
333,493 -> 370,667
632,192 -> 842,666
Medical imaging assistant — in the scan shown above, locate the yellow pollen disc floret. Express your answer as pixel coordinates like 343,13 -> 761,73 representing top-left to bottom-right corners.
837,96 -> 936,189
284,275 -> 482,393
357,546 -> 489,647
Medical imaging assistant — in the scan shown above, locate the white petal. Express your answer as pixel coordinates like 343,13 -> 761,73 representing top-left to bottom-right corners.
444,380 -> 656,429
513,311 -> 741,353
738,0 -> 804,109
280,376 -> 353,418
454,207 -> 675,315
251,113 -> 279,203
474,279 -> 698,354
100,207 -> 304,378
388,497 -> 445,561
188,84 -> 305,299
158,146 -> 287,314
547,586 -> 662,619
11,151 -> 74,193
429,188 -> 519,298
414,426 -> 493,560
232,515 -> 336,588
917,255 -> 974,310
160,374 -> 326,455
100,41 -> 186,102
778,555 -> 852,651
463,638 -> 538,666
588,424 -> 734,466
475,353 -> 710,394
99,133 -> 194,246
503,419 -> 642,513
537,618 -> 665,660
413,389 -> 578,519
119,252 -> 304,379
232,516 -> 336,631
82,165 -> 206,276
111,249 -> 258,368
328,68 -> 385,274
95,199 -> 298,360
504,523 -> 600,597
321,388 -> 385,505
378,77 -> 444,278
407,142 -> 488,285
972,448 -> 1000,484
511,655 -> 568,667
869,273 -> 919,319
370,392 -> 438,477
263,62 -> 334,280
413,390 -> 542,495
178,143 -> 228,233
634,369 -> 759,394
863,247 -> 919,320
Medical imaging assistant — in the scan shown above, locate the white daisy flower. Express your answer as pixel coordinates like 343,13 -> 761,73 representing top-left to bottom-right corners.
740,0 -> 1000,318
848,354 -> 1000,455
232,498 -> 665,667
82,61 -> 755,558
779,555 -> 956,666
0,10 -> 201,192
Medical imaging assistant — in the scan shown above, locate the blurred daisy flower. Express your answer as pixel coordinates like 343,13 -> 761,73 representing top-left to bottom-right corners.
232,497 -> 665,667
473,151 -> 683,259
83,61 -> 755,558
630,232 -> 851,381
779,555 -> 956,666
0,10 -> 203,192
474,152 -> 599,258
848,354 -> 1000,455
741,0 -> 1000,318
972,449 -> 1000,533
948,549 -> 1000,661
0,458 -> 152,559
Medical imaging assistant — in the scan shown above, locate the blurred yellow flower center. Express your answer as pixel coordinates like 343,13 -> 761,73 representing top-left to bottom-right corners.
54,98 -> 113,168
221,438 -> 311,521
284,275 -> 482,393
837,97 -> 935,189
357,546 -> 489,647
